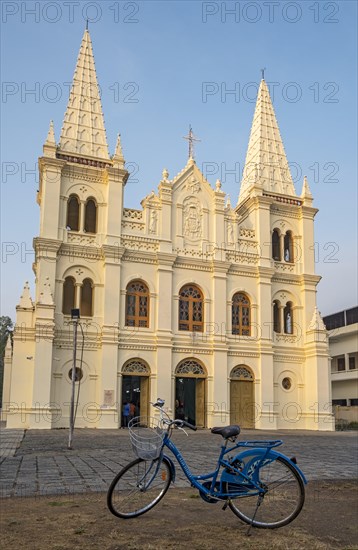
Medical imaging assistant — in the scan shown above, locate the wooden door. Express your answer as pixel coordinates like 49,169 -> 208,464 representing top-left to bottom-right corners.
140,376 -> 149,425
195,379 -> 205,428
230,380 -> 254,428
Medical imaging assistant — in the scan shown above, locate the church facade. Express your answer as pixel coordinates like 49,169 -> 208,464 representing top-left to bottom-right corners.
2,30 -> 334,430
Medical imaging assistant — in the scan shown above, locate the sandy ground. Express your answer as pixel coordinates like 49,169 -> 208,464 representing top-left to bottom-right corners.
1,480 -> 357,549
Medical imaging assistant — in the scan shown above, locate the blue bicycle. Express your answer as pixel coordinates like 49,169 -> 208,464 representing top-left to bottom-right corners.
107,399 -> 307,529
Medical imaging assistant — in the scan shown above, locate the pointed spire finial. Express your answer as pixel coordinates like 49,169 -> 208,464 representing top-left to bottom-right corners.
113,133 -> 125,168
261,67 -> 266,80
301,175 -> 313,206
18,281 -> 33,309
39,277 -> 54,306
45,120 -> 56,145
86,18 -> 89,31
308,306 -> 326,332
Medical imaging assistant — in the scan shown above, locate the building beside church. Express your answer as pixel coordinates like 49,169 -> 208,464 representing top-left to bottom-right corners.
323,307 -> 358,425
2,30 -> 334,430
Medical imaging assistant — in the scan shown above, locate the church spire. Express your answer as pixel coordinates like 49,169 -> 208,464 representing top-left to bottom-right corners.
59,29 -> 109,160
238,79 -> 296,203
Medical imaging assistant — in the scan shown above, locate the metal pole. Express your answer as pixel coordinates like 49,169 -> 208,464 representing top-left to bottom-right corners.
68,318 -> 78,449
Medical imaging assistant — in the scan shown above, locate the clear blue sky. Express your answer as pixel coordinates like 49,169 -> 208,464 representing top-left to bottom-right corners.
1,0 -> 357,319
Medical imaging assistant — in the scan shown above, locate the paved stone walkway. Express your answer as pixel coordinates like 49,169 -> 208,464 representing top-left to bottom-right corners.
0,427 -> 357,498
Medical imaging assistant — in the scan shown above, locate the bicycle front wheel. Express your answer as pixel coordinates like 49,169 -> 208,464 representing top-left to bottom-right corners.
227,456 -> 305,529
107,457 -> 172,518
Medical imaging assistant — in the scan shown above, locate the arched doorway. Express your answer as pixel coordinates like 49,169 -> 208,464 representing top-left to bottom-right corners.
175,359 -> 206,428
230,365 -> 255,428
121,359 -> 150,427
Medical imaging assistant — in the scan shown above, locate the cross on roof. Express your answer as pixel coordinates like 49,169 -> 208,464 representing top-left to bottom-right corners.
183,125 -> 201,160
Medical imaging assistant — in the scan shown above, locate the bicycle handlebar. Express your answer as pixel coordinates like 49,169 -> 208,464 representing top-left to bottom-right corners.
172,419 -> 197,431
151,399 -> 197,431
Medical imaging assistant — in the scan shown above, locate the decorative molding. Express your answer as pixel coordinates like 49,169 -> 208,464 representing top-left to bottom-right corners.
231,366 -> 254,380
123,208 -> 143,220
226,251 -> 259,264
227,351 -> 260,357
173,347 -> 213,355
264,192 -> 302,206
57,152 -> 111,169
274,261 -> 295,273
239,227 -> 255,238
67,232 -> 96,245
175,359 -> 206,376
274,355 -> 304,363
122,359 -> 150,374
121,221 -> 145,232
275,334 -> 299,344
121,235 -> 159,252
119,344 -> 157,351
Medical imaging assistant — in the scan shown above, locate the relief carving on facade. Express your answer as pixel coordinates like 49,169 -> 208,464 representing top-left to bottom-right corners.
185,175 -> 200,194
149,209 -> 158,234
183,197 -> 202,241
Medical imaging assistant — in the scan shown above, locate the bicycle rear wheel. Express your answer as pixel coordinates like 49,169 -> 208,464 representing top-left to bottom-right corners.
227,456 -> 305,529
107,457 -> 172,518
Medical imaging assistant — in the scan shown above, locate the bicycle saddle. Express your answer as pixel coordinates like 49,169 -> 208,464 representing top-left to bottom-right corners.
211,425 -> 241,439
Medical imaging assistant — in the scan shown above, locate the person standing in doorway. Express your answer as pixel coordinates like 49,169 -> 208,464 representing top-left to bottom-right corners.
122,401 -> 130,428
129,402 -> 136,422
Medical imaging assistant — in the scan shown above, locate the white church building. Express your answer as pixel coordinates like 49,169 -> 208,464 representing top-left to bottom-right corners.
2,30 -> 334,430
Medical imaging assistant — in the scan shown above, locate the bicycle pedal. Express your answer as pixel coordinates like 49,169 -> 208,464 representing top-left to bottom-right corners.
222,501 -> 229,511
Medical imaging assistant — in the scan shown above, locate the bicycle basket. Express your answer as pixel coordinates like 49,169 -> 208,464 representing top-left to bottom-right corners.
128,416 -> 165,460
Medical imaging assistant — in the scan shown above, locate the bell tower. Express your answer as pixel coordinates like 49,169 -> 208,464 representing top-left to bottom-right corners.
236,78 -> 333,430
6,29 -> 129,428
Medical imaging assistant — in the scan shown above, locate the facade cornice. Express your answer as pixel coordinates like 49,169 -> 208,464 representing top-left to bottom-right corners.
227,351 -> 260,357
122,253 -> 157,265
156,252 -> 177,266
272,274 -> 302,285
274,354 -> 305,363
60,243 -> 104,261
39,156 -> 66,170
299,274 -> 321,285
34,237 -> 62,255
300,205 -> 318,218
102,244 -> 125,261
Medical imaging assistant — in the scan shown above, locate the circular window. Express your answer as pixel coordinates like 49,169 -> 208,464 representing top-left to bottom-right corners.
282,377 -> 292,390
68,367 -> 83,382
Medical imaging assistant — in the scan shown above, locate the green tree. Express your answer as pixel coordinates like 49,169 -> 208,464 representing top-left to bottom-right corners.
0,316 -> 13,407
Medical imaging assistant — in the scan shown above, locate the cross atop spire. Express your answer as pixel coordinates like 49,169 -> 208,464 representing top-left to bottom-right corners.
238,79 -> 296,203
58,29 -> 109,160
183,125 -> 201,160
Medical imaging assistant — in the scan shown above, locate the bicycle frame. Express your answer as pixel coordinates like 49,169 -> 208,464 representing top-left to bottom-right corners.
161,432 -> 306,501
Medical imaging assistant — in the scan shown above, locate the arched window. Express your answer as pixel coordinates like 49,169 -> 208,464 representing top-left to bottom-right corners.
63,277 -> 76,314
284,302 -> 293,334
66,195 -> 80,231
179,285 -> 204,332
232,292 -> 251,336
84,198 -> 97,233
175,359 -> 206,377
125,280 -> 149,328
81,278 -> 93,317
284,231 -> 294,262
272,229 -> 281,261
273,300 -> 281,333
